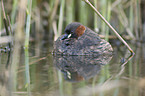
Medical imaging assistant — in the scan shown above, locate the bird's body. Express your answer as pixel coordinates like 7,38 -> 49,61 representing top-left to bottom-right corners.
53,22 -> 113,55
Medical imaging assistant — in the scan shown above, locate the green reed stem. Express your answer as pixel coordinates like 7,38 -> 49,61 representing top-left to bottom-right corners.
11,0 -> 18,25
105,0 -> 111,41
25,0 -> 32,48
66,0 -> 74,25
83,0 -> 135,55
7,15 -> 13,35
136,0 -> 141,40
129,0 -> 134,35
134,0 -> 139,40
49,0 -> 55,10
79,1 -> 88,25
94,0 -> 98,32
50,0 -> 59,22
100,0 -> 106,35
58,0 -> 65,36
0,2 -> 2,33
32,0 -> 37,8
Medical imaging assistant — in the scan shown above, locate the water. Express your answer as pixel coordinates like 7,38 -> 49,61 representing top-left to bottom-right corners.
0,42 -> 145,96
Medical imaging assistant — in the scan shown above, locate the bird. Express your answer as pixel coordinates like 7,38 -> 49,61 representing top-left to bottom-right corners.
53,22 -> 113,56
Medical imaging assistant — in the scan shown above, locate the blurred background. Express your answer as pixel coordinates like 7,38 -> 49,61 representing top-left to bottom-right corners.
0,0 -> 145,44
0,0 -> 145,96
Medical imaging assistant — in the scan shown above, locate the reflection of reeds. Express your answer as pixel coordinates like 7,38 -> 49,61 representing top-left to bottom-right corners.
10,0 -> 26,92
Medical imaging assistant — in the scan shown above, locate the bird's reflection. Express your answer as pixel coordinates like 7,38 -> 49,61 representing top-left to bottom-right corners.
53,54 -> 112,82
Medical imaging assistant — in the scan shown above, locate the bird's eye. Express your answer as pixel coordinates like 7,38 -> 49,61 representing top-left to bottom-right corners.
65,30 -> 70,34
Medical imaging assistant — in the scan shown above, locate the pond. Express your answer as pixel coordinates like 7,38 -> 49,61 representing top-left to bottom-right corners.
0,41 -> 145,96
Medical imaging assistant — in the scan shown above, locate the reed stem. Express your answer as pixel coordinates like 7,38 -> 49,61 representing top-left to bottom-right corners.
94,0 -> 98,32
11,0 -> 18,25
66,0 -> 74,25
0,2 -> 2,33
58,0 -> 65,36
1,0 -> 9,36
24,0 -> 32,91
25,0 -> 32,48
79,1 -> 88,25
105,1 -> 111,41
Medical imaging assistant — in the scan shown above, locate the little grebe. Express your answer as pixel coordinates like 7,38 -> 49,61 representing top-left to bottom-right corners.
53,22 -> 113,55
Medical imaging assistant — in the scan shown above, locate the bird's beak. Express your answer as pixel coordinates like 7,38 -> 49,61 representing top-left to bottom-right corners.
61,33 -> 72,40
61,34 -> 68,40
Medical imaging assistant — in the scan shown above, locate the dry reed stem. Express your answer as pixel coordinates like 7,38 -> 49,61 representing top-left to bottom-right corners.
83,0 -> 135,55
1,0 -> 9,36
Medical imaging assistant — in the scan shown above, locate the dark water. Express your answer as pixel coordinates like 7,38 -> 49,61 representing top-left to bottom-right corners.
0,42 -> 145,96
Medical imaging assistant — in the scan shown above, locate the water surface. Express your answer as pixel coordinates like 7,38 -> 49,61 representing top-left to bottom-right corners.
0,42 -> 145,96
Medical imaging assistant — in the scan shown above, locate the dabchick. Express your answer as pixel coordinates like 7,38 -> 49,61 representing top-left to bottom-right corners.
53,22 -> 113,55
